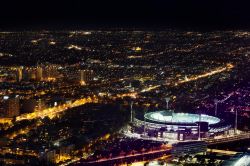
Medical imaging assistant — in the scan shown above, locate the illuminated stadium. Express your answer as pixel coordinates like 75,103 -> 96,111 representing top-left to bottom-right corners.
144,111 -> 220,125
124,110 -> 231,141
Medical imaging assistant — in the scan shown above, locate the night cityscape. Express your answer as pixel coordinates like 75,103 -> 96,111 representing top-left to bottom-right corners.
0,0 -> 250,166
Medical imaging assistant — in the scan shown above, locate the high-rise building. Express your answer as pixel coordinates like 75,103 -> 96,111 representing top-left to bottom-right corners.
80,70 -> 94,85
30,70 -> 36,80
22,68 -> 31,81
36,67 -> 43,81
16,67 -> 23,82
43,64 -> 60,81
21,67 -> 43,82
3,95 -> 20,118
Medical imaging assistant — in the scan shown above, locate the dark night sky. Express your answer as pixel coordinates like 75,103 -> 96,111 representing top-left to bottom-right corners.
1,0 -> 250,30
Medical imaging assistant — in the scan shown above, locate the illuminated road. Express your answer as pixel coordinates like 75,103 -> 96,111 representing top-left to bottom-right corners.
0,147 -> 37,157
119,154 -> 171,166
207,149 -> 237,155
16,96 -> 98,121
0,118 -> 12,124
218,91 -> 235,103
177,63 -> 234,85
80,147 -> 172,165
140,63 -> 234,93
91,63 -> 234,100
6,121 -> 43,139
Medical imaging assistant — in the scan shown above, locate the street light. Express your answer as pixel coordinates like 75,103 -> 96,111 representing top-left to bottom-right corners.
130,101 -> 134,123
196,110 -> 202,141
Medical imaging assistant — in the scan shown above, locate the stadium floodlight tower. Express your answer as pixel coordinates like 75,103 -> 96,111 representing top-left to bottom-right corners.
235,108 -> 238,135
235,96 -> 242,135
198,111 -> 202,141
214,99 -> 219,116
235,98 -> 241,135
143,107 -> 148,136
165,97 -> 170,110
130,101 -> 134,123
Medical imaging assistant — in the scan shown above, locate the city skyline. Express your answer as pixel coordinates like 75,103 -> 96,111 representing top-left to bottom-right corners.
0,30 -> 249,165
0,1 -> 250,165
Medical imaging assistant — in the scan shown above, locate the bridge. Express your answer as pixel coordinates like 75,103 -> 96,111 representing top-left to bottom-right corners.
204,132 -> 250,145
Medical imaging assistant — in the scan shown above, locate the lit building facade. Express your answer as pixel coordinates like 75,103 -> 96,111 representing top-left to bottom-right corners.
16,67 -> 23,82
2,96 -> 20,118
36,67 -> 43,81
125,110 -> 231,141
80,69 -> 94,85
